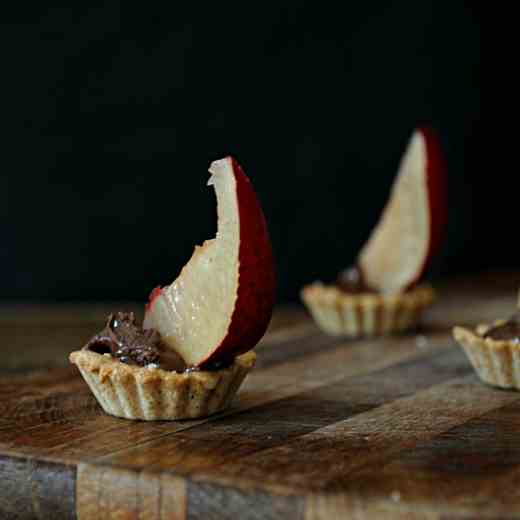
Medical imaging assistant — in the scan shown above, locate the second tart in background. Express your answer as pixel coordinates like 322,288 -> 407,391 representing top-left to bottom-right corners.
301,266 -> 434,337
301,127 -> 446,337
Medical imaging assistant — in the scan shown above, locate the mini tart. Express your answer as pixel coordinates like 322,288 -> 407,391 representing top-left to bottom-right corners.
453,323 -> 520,390
69,350 -> 256,421
301,283 -> 435,337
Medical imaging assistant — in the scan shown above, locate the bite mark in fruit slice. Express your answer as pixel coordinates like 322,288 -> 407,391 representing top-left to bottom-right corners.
144,157 -> 275,367
358,127 -> 447,293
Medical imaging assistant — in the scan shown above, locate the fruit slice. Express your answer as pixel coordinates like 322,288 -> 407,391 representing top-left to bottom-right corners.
144,157 -> 275,367
358,127 -> 446,293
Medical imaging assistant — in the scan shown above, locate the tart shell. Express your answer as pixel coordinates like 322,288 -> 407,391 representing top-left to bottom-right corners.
301,283 -> 435,337
453,324 -> 520,390
69,350 -> 256,420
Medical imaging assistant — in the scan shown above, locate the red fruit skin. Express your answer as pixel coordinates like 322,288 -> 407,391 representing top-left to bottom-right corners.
198,157 -> 276,367
422,127 -> 447,259
414,127 -> 447,285
145,286 -> 162,313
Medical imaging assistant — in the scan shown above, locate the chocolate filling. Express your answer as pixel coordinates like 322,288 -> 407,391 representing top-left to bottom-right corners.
483,311 -> 520,342
85,312 -> 188,372
336,265 -> 378,294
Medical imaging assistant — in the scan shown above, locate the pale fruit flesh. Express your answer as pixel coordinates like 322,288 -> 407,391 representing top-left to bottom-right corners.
359,129 -> 444,293
144,157 -> 275,367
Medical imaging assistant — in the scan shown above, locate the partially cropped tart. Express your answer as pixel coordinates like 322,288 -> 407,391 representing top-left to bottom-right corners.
453,311 -> 520,390
301,128 -> 446,337
70,156 -> 275,420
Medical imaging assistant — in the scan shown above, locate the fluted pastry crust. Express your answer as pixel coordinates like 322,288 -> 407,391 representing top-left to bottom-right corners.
453,324 -> 520,390
301,283 -> 434,337
70,350 -> 255,420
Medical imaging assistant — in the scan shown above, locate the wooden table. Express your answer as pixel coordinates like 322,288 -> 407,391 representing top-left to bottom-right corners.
2,273 -> 520,519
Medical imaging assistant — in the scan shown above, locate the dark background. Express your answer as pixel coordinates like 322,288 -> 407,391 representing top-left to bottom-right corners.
1,3 -> 482,303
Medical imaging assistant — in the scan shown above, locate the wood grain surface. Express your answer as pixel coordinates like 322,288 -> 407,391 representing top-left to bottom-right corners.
1,272 -> 520,519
